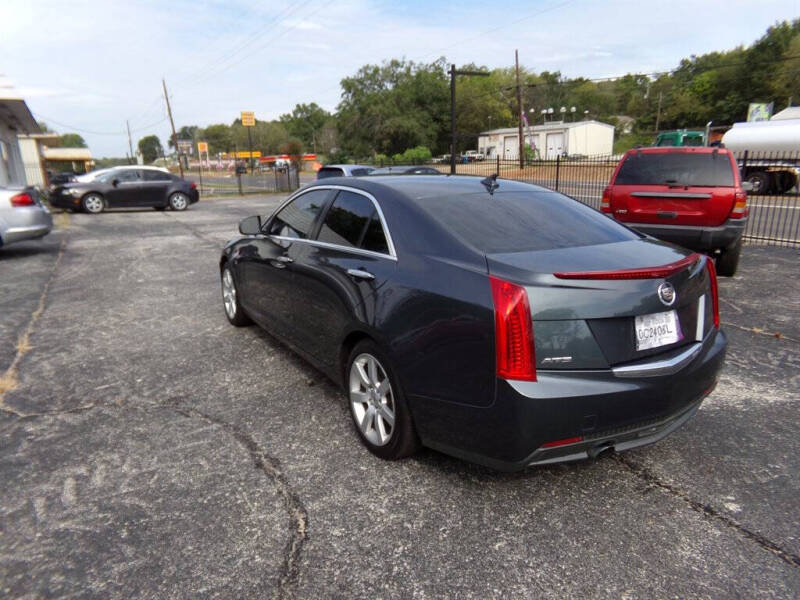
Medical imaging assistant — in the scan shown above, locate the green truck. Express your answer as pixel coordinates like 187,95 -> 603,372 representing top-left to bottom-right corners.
654,130 -> 706,146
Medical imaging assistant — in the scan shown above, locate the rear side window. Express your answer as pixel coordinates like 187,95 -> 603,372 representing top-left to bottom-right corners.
351,168 -> 373,176
615,152 -> 735,187
269,189 -> 329,238
317,167 -> 344,179
317,191 -> 390,255
143,170 -> 171,181
419,191 -> 640,254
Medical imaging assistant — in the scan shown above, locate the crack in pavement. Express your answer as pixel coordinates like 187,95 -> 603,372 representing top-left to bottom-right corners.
167,402 -> 309,600
0,229 -> 69,409
613,454 -> 800,569
721,320 -> 799,344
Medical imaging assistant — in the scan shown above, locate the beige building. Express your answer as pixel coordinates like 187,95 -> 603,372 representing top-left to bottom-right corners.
0,92 -> 41,186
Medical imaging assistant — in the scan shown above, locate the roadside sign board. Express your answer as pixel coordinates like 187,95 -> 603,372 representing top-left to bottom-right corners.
177,139 -> 193,155
233,151 -> 261,159
197,141 -> 208,153
241,111 -> 256,127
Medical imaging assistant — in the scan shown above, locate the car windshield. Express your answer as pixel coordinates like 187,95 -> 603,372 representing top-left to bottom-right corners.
615,152 -> 735,187
419,191 -> 640,254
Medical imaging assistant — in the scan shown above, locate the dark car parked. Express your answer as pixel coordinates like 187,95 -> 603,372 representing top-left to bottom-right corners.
602,147 -> 749,276
49,166 -> 199,213
316,165 -> 374,179
220,176 -> 726,471
368,166 -> 442,175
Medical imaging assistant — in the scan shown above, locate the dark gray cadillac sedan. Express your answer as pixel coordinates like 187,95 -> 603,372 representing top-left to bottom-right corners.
219,175 -> 726,471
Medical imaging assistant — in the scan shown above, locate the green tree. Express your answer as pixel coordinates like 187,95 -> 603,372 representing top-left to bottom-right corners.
59,133 -> 88,148
280,103 -> 330,151
137,135 -> 163,164
200,124 -> 233,155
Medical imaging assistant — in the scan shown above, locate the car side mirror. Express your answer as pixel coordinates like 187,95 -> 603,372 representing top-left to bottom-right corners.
112,179 -> 120,187
741,181 -> 754,193
239,215 -> 263,235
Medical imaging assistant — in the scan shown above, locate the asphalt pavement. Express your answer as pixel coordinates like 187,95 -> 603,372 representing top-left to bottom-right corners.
1,195 -> 799,599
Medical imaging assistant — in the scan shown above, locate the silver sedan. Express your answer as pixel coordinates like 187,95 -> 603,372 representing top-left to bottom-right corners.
0,186 -> 53,248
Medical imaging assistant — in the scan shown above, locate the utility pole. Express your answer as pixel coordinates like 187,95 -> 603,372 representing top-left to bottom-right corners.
515,49 -> 524,169
126,120 -> 134,164
449,64 -> 490,175
162,78 -> 183,178
654,91 -> 663,134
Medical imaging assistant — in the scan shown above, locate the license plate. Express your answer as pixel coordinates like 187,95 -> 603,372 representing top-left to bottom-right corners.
635,310 -> 681,351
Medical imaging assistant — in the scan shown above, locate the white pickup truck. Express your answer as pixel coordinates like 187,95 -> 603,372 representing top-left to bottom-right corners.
462,150 -> 485,162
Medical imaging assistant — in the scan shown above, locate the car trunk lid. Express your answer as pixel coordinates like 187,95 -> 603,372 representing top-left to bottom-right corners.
486,240 -> 714,370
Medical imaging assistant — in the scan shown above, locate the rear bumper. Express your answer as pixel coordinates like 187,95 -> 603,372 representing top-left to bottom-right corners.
1,207 -> 53,245
626,218 -> 746,251
414,328 -> 726,471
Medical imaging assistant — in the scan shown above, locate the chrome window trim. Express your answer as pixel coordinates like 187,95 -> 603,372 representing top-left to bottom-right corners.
265,184 -> 397,260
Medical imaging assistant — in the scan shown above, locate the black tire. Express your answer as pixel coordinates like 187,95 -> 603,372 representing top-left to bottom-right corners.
220,266 -> 252,326
346,340 -> 420,460
776,172 -> 797,194
716,237 -> 742,277
81,193 -> 105,214
745,172 -> 770,195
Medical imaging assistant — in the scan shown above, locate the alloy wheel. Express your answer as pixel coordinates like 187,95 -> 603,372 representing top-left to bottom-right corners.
222,269 -> 237,319
349,353 -> 395,446
83,195 -> 104,213
170,193 -> 188,210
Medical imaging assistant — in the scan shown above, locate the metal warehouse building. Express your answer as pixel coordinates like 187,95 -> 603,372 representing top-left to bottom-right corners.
478,120 -> 615,159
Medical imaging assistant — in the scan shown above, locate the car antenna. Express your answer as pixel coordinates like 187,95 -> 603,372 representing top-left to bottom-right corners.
481,173 -> 499,195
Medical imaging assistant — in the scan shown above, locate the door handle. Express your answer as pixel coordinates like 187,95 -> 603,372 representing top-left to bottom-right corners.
275,255 -> 294,263
346,268 -> 375,280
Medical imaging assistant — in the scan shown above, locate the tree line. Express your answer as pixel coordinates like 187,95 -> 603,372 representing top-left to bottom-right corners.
131,19 -> 798,163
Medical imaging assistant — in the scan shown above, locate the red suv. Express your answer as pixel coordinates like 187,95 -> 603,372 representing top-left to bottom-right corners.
602,147 -> 748,276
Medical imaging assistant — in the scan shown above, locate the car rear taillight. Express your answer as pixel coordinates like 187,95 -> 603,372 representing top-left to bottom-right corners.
489,276 -> 536,381
601,186 -> 611,213
705,257 -> 720,329
10,192 -> 35,207
730,189 -> 748,219
540,435 -> 584,449
553,253 -> 702,280
190,182 -> 197,190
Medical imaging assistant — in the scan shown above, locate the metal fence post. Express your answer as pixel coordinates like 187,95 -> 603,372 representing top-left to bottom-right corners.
496,155 -> 500,175
555,154 -> 561,191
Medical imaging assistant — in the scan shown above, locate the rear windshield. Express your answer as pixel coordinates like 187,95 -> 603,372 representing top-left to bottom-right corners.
317,167 -> 344,179
419,191 -> 640,254
615,152 -> 735,186
351,168 -> 373,176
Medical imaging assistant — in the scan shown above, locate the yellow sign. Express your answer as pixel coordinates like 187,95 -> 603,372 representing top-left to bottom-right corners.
234,151 -> 261,159
197,141 -> 208,153
241,111 -> 255,127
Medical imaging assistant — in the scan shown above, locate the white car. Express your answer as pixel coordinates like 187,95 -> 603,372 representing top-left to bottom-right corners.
0,186 -> 53,248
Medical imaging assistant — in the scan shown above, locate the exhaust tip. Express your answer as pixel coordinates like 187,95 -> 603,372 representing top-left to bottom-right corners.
588,441 -> 616,460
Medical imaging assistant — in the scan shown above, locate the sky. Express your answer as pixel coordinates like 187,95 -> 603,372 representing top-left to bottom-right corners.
1,0 -> 799,156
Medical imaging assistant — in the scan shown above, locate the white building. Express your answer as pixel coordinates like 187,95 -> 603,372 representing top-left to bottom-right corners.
478,120 -> 615,160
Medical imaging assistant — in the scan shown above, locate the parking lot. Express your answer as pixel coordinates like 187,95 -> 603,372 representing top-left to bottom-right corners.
1,195 -> 799,598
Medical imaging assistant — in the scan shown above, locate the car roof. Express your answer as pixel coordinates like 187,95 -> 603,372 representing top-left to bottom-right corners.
320,164 -> 374,172
624,146 -> 732,156
307,174 -> 548,201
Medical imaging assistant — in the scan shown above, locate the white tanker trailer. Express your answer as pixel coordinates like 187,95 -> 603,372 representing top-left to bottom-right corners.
720,119 -> 800,194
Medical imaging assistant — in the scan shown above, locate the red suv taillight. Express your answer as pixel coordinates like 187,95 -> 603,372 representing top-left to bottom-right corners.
190,182 -> 197,190
489,276 -> 536,381
601,186 -> 611,213
705,257 -> 720,329
10,192 -> 35,207
730,189 -> 748,219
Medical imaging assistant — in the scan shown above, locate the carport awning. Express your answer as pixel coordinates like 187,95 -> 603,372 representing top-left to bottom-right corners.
0,97 -> 41,134
43,147 -> 93,161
